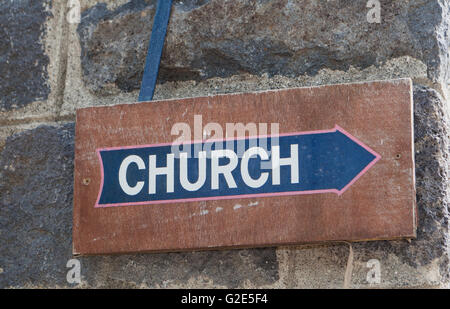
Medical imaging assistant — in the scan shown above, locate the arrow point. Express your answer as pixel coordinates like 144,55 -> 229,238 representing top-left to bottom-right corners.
335,125 -> 381,160
334,125 -> 381,194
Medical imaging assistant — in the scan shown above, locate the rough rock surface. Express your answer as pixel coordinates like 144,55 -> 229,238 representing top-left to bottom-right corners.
0,124 -> 277,288
77,0 -> 449,96
0,0 -> 51,111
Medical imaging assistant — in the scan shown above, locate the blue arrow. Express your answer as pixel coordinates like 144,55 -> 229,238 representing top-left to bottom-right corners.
96,125 -> 381,207
275,126 -> 381,194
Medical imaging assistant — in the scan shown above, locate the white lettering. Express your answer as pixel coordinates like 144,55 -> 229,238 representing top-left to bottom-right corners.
118,155 -> 145,195
180,151 -> 207,191
211,149 -> 238,190
271,144 -> 299,185
149,154 -> 175,194
241,147 -> 269,188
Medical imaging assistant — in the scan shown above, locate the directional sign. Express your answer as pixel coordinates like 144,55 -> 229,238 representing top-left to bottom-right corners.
96,126 -> 380,207
73,79 -> 416,255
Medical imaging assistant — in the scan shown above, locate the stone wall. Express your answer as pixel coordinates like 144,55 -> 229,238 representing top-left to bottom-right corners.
1,0 -> 449,288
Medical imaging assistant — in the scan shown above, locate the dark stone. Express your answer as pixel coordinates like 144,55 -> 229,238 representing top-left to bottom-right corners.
407,0 -> 449,83
0,124 -> 75,288
0,123 -> 278,288
77,0 -> 449,96
0,0 -> 51,111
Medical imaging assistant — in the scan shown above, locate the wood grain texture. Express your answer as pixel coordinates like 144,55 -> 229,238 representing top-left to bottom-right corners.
73,78 -> 416,255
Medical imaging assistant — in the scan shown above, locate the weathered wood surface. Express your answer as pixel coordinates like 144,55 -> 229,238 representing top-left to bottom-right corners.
73,78 -> 416,255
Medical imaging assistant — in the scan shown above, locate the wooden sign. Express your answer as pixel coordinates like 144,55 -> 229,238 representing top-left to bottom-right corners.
73,78 -> 416,255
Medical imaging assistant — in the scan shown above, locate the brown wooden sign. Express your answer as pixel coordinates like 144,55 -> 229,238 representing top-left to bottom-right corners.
73,78 -> 416,255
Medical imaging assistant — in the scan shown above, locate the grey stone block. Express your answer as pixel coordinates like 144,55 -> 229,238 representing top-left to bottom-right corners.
77,0 -> 449,96
0,0 -> 51,111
